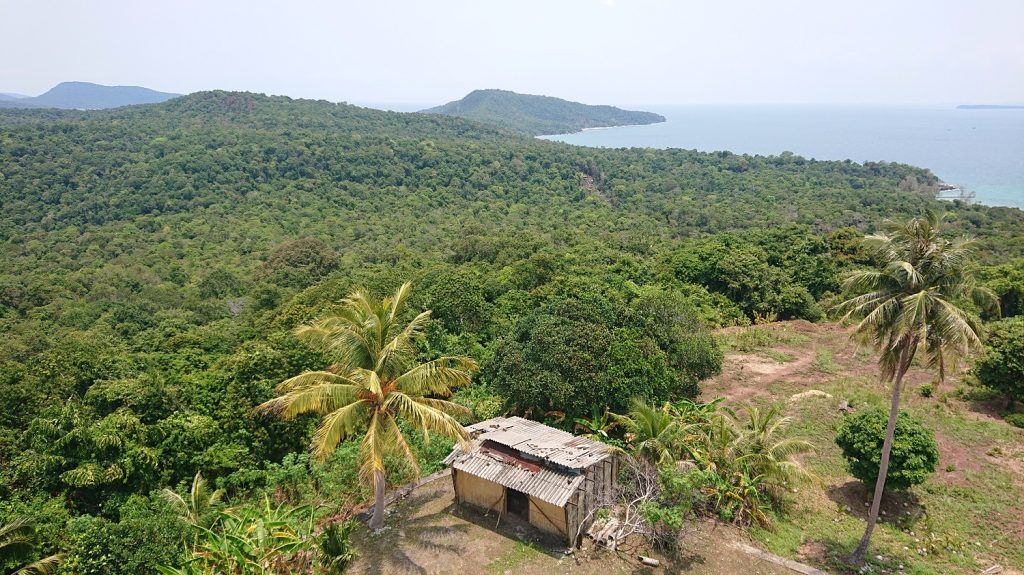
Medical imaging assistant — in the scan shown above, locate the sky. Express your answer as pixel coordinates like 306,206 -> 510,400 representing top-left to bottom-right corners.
2,0 -> 1023,106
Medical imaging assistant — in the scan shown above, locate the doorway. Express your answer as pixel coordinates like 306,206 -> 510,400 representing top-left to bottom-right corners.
506,488 -> 529,518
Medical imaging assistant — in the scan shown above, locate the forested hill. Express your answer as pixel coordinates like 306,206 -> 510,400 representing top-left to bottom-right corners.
420,88 -> 666,135
0,81 -> 180,110
1,90 -> 1023,574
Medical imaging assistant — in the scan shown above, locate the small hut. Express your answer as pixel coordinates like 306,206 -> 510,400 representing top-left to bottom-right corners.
444,416 -> 616,546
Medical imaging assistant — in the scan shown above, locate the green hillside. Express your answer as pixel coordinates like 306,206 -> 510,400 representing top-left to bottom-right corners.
1,91 -> 1022,575
421,88 -> 666,135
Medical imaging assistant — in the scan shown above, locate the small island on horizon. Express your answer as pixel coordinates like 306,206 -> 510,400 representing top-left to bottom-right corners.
420,89 -> 666,136
956,104 -> 1024,110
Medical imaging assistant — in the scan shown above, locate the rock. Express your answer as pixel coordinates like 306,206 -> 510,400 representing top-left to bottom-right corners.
791,390 -> 833,401
676,460 -> 698,473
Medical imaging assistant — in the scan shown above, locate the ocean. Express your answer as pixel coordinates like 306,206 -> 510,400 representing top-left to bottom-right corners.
541,105 -> 1024,209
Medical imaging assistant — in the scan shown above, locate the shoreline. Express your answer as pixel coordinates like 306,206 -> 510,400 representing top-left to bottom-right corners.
536,119 -> 666,139
536,113 -> 1022,210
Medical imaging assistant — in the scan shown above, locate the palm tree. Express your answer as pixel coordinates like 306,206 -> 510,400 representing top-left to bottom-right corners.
162,471 -> 224,526
612,399 -> 678,465
0,516 -> 62,575
727,405 -> 813,487
834,211 -> 997,563
257,282 -> 477,530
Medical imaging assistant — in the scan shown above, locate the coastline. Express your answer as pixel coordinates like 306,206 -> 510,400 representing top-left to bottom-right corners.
535,120 -> 663,139
536,107 -> 1023,210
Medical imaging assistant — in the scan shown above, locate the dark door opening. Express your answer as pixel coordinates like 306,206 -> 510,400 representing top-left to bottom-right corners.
506,488 -> 529,518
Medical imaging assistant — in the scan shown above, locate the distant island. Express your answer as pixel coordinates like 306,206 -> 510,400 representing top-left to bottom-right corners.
0,81 -> 180,110
420,89 -> 666,136
956,104 -> 1024,109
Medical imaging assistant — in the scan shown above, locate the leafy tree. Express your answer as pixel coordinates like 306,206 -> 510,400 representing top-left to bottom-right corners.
979,259 -> 1024,317
256,238 -> 340,289
631,286 -> 723,383
256,283 -> 476,529
835,408 -> 938,492
13,403 -> 159,508
973,317 -> 1024,409
60,495 -> 187,575
487,286 -> 717,417
833,211 -> 996,563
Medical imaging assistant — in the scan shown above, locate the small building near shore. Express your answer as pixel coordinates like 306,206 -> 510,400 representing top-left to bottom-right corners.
443,416 -> 616,546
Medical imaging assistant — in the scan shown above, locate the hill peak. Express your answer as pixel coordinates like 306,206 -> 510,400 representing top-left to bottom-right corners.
420,89 -> 665,136
0,81 -> 180,110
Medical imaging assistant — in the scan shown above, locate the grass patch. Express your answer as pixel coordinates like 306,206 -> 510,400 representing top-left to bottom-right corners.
774,326 -> 813,346
485,540 -> 544,574
811,348 -> 840,374
765,350 -> 797,363
717,326 -> 774,352
758,372 -> 1024,574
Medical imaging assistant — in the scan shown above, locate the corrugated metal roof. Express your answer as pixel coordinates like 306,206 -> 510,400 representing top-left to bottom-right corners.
446,416 -> 612,507
446,449 -> 585,507
464,416 -> 611,469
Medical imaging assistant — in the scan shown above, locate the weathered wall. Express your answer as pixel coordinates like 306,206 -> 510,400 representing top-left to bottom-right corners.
453,469 -> 504,513
528,496 -> 567,537
565,455 -> 617,546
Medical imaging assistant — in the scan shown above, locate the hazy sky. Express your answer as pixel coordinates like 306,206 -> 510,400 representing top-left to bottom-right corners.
2,0 -> 1022,106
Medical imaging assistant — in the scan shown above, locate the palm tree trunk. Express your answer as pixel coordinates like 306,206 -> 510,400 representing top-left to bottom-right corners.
850,345 -> 912,564
369,469 -> 386,530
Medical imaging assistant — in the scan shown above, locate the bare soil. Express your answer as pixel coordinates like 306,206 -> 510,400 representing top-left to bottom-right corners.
350,477 -> 800,575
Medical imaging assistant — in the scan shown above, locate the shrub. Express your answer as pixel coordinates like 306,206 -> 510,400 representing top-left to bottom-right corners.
835,408 -> 938,492
918,383 -> 934,398
974,317 -> 1024,409
61,495 -> 187,575
1004,413 -> 1024,429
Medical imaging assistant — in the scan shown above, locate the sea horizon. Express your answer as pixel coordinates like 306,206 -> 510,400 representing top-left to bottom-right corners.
540,104 -> 1024,210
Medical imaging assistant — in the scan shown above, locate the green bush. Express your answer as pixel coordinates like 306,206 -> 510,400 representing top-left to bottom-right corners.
974,317 -> 1024,409
918,383 -> 934,398
835,408 -> 938,492
60,495 -> 187,575
1004,413 -> 1024,429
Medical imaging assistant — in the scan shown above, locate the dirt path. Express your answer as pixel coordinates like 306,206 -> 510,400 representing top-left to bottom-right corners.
350,477 -> 805,575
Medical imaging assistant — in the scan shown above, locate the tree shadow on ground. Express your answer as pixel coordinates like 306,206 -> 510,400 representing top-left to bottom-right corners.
355,492 -> 472,575
354,489 -> 566,575
811,536 -> 905,575
826,480 -> 923,528
449,503 -> 567,559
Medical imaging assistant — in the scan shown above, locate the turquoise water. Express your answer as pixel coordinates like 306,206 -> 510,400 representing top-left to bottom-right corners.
542,105 -> 1024,209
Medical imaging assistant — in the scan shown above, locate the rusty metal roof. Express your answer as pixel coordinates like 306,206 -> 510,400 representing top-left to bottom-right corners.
445,417 -> 612,507
464,416 -> 611,469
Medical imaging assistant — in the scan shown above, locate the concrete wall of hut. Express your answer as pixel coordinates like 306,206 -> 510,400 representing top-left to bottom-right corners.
528,496 -> 566,537
452,469 -> 504,513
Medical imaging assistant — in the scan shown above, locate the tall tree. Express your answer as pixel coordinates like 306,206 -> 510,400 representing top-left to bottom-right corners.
834,211 -> 997,563
257,283 -> 477,529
